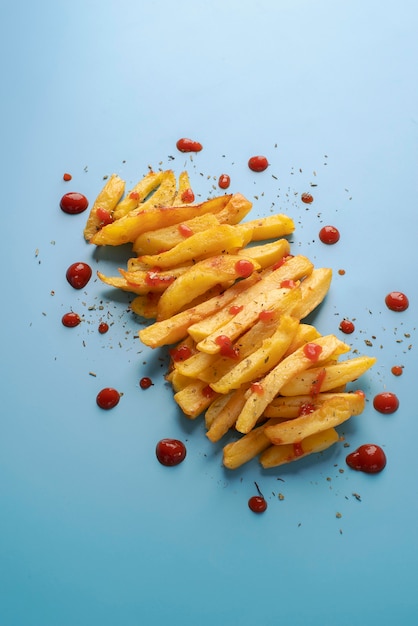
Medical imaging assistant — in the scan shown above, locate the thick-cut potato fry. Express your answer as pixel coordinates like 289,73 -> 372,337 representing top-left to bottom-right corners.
260,428 -> 339,468
211,193 -> 253,225
133,213 -> 220,255
264,396 -> 353,444
206,386 -> 250,442
83,174 -> 126,242
156,254 -> 261,321
173,171 -> 193,206
139,273 -> 260,348
242,214 -> 295,240
112,170 -> 167,221
210,315 -> 299,394
290,268 -> 333,320
205,392 -> 234,429
282,324 -> 322,357
130,293 -> 160,319
264,391 -> 366,418
188,254 -> 313,343
174,380 -> 219,418
97,272 -> 152,295
279,355 -> 377,396
237,239 -> 291,269
234,335 -> 350,434
139,224 -> 253,269
91,194 -> 232,246
222,420 -> 280,469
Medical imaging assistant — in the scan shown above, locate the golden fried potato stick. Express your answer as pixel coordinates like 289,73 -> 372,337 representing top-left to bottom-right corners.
290,268 -> 332,320
132,213 -> 220,255
234,335 -> 350,434
130,294 -> 160,319
83,174 -> 126,242
173,171 -> 193,206
174,379 -> 220,418
241,213 -> 295,240
264,390 -> 366,419
188,254 -> 313,343
236,239 -> 291,270
205,392 -> 235,429
156,254 -> 261,321
279,355 -> 377,396
222,420 -> 280,469
112,170 -> 167,221
91,193 -> 233,246
206,386 -> 250,442
260,428 -> 339,469
139,273 -> 261,348
264,396 -> 354,444
210,315 -> 299,394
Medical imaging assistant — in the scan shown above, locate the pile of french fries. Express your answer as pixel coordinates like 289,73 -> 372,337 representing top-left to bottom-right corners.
85,169 -> 376,470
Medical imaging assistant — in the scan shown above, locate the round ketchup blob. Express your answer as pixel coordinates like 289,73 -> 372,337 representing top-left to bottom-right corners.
176,138 -> 203,152
373,392 -> 399,414
62,312 -> 81,327
218,174 -> 231,189
248,156 -> 268,172
98,322 -> 109,334
235,258 -> 254,277
60,192 -> 89,214
139,376 -> 153,389
385,291 -> 409,312
96,387 -> 120,410
181,188 -> 195,203
391,365 -> 403,377
248,495 -> 267,513
346,444 -> 387,473
339,319 -> 355,334
156,439 -> 187,466
319,225 -> 340,244
301,192 -> 314,204
66,262 -> 92,289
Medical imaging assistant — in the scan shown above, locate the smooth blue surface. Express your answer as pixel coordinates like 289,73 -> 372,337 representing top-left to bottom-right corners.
1,1 -> 417,625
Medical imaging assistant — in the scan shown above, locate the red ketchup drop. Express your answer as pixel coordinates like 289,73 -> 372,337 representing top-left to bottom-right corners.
96,387 -> 121,410
156,439 -> 187,466
248,156 -> 268,172
66,262 -> 92,289
63,173 -> 72,181
139,376 -> 153,389
60,192 -> 89,214
391,365 -> 403,377
215,335 -> 239,359
339,319 -> 355,334
385,291 -> 409,312
176,138 -> 203,153
218,174 -> 231,189
62,312 -> 81,327
178,223 -> 194,237
373,392 -> 399,414
301,192 -> 314,204
248,495 -> 267,513
181,188 -> 195,203
346,444 -> 387,473
319,225 -> 340,244
170,345 -> 192,362
303,342 -> 322,362
235,259 -> 254,278
98,322 -> 109,334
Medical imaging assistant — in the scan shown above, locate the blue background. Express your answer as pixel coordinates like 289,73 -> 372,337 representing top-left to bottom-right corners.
1,1 -> 417,625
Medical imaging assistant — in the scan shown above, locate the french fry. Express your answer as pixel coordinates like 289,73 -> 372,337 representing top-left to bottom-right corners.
264,396 -> 353,444
132,213 -> 220,255
97,272 -> 151,295
173,171 -> 194,206
241,213 -> 295,240
91,193 -> 233,246
205,392 -> 234,429
156,254 -> 261,321
83,174 -> 126,242
234,335 -> 350,434
211,193 -> 253,225
279,355 -> 377,396
290,268 -> 333,320
264,391 -> 366,418
130,293 -> 160,319
237,238 -> 291,269
174,380 -> 219,418
210,315 -> 300,394
222,421 -> 280,469
260,428 -> 339,468
206,386 -> 251,442
139,273 -> 260,348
